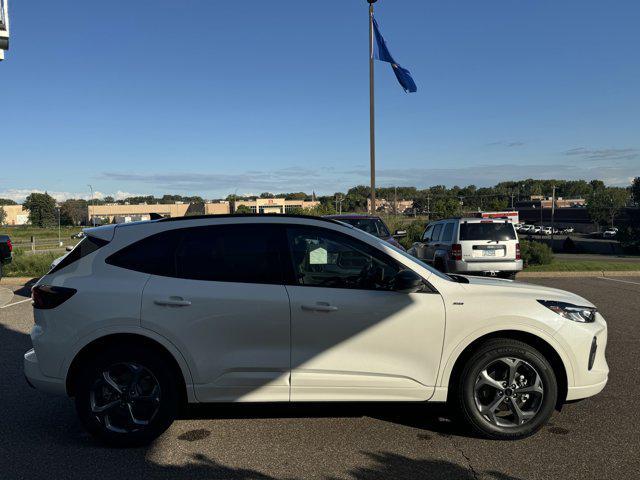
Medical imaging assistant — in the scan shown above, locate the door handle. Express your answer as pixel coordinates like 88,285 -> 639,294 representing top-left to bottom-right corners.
301,303 -> 338,312
154,297 -> 192,307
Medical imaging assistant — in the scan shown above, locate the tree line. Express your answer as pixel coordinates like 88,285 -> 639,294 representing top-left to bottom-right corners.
1,177 -> 638,228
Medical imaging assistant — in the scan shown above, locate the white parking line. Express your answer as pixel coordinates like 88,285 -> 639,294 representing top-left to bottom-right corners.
0,298 -> 32,309
598,277 -> 640,286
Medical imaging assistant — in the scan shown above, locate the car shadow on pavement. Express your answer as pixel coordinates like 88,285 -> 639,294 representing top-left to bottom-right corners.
182,401 -> 476,439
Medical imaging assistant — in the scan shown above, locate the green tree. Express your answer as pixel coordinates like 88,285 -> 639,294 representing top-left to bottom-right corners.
0,206 -> 6,225
587,188 -> 630,228
631,177 -> 640,206
60,199 -> 88,226
0,198 -> 17,206
23,192 -> 57,227
235,205 -> 252,214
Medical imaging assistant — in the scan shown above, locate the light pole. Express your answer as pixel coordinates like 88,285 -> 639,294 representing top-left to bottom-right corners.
367,0 -> 378,214
57,206 -> 61,246
88,184 -> 95,227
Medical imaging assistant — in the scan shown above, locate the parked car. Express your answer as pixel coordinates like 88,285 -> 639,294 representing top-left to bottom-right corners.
602,229 -> 618,239
25,214 -> 608,446
0,234 -> 12,279
407,218 -> 523,279
542,227 -> 553,236
562,227 -> 575,234
324,214 -> 406,250
518,225 -> 534,234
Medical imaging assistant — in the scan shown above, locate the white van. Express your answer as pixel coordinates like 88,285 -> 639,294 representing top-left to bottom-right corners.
408,218 -> 523,279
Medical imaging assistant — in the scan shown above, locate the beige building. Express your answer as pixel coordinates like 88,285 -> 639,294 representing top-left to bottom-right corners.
367,198 -> 414,214
530,196 -> 586,209
1,205 -> 29,225
88,203 -> 192,224
232,198 -> 320,214
204,202 -> 231,215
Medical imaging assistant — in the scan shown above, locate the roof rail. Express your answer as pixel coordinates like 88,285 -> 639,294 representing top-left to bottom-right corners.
157,213 -> 344,225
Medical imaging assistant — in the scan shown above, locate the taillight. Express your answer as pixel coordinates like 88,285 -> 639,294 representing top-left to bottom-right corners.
516,243 -> 521,260
451,244 -> 462,261
32,285 -> 77,310
7,239 -> 12,252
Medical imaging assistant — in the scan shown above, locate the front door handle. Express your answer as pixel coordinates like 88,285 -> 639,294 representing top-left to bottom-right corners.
301,303 -> 338,312
154,297 -> 192,307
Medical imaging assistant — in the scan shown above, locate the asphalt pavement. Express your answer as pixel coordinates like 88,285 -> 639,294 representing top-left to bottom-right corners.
0,278 -> 638,480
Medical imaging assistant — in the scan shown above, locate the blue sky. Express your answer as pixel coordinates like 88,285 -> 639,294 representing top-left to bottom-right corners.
1,0 -> 639,201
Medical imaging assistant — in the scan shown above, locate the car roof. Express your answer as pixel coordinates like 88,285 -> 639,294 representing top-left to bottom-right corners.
324,214 -> 380,220
159,213 -> 344,225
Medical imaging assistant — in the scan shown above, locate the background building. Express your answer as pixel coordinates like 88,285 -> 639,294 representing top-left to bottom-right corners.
231,198 -> 319,214
87,203 -> 192,224
367,198 -> 414,214
1,205 -> 29,225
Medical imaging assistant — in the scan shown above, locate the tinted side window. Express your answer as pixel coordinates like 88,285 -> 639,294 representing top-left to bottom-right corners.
431,224 -> 443,242
175,224 -> 283,284
106,224 -> 284,284
286,226 -> 400,291
422,226 -> 433,241
50,235 -> 110,274
441,223 -> 454,242
106,229 -> 181,276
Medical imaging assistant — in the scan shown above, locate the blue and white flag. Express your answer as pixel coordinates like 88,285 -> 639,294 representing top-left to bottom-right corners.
372,17 -> 417,93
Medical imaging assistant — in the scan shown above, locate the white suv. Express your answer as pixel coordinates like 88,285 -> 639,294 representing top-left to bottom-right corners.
24,215 -> 608,446
408,218 -> 523,279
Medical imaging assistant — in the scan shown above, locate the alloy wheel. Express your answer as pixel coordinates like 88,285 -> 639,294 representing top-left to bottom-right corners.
473,357 -> 544,428
89,362 -> 162,433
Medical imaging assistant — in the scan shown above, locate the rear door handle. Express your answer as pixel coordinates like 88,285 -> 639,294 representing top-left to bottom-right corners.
154,297 -> 192,307
301,303 -> 338,312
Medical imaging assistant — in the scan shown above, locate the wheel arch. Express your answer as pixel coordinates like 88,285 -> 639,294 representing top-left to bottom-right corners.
444,330 -> 570,409
65,332 -> 191,406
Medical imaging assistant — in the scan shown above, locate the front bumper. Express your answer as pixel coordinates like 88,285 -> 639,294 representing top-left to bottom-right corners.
447,259 -> 523,273
555,313 -> 609,401
23,349 -> 66,396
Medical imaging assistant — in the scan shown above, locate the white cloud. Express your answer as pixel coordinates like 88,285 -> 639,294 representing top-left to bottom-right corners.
0,189 -> 145,203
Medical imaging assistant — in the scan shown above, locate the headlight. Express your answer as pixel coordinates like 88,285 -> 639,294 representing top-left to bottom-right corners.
537,300 -> 597,323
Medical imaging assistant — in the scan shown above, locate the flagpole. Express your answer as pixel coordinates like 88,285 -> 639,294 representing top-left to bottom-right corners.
368,0 -> 377,214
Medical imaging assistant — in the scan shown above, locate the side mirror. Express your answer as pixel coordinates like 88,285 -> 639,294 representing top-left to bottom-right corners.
65,246 -> 73,252
394,230 -> 407,238
393,269 -> 424,294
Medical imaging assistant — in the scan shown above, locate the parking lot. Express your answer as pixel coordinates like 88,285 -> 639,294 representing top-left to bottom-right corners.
1,277 -> 638,480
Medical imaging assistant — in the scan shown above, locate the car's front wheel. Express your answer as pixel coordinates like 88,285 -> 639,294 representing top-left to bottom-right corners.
454,338 -> 558,440
75,344 -> 180,447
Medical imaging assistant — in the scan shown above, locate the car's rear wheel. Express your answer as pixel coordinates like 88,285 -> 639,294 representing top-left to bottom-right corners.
75,345 -> 180,447
454,338 -> 557,440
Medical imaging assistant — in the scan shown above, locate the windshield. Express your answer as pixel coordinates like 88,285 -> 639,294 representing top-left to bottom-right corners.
460,222 -> 516,241
338,218 -> 391,238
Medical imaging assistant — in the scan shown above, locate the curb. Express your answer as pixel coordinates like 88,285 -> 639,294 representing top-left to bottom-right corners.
517,270 -> 640,279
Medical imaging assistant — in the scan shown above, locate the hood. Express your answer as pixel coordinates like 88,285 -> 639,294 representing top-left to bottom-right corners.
459,275 -> 595,307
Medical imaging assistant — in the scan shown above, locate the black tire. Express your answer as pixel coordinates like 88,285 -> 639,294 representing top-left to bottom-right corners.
75,344 -> 180,447
434,257 -> 447,273
453,338 -> 557,440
